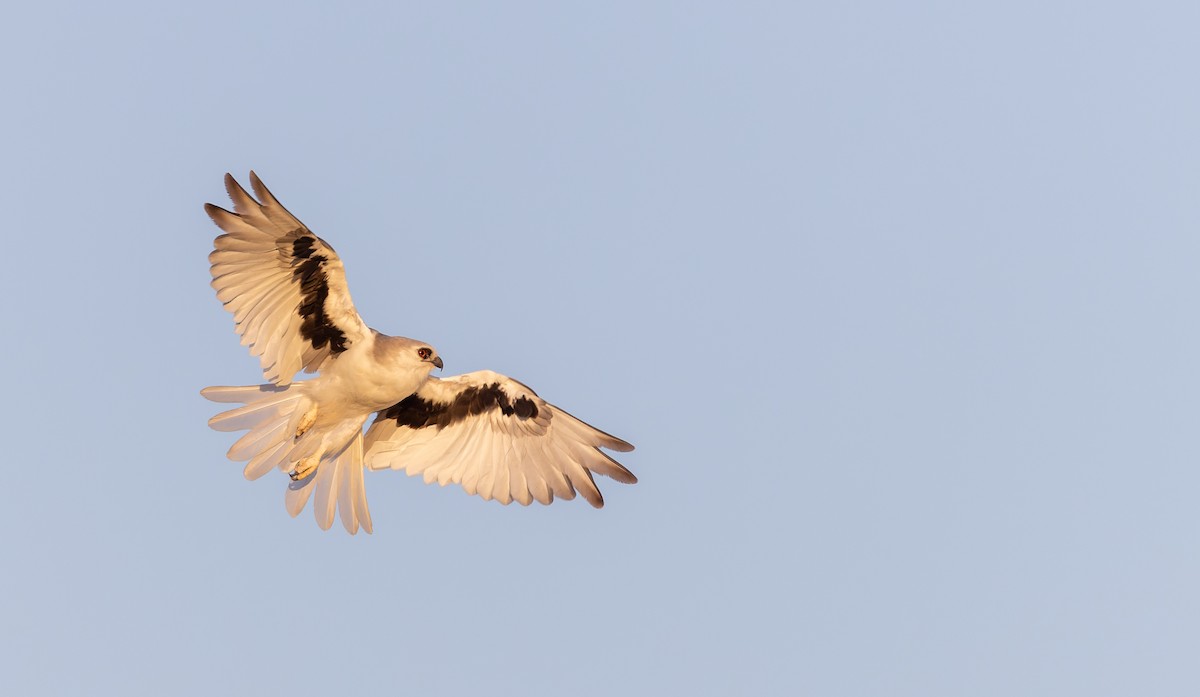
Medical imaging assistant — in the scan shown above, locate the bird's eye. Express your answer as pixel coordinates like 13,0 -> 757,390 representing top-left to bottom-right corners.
418,348 -> 431,360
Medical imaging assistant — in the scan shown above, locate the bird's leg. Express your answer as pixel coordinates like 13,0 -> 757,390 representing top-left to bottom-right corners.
295,404 -> 319,440
289,455 -> 320,482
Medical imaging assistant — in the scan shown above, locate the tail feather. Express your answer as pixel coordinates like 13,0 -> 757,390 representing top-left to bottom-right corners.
227,418 -> 288,461
201,384 -> 289,404
286,476 -> 316,517
207,393 -> 307,433
244,439 -> 291,481
337,435 -> 371,534
203,383 -> 374,534
312,452 -> 340,531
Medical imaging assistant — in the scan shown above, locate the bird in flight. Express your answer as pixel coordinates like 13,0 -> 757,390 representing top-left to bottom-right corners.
202,173 -> 636,534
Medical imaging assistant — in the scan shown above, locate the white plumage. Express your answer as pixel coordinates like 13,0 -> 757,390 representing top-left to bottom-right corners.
202,173 -> 636,533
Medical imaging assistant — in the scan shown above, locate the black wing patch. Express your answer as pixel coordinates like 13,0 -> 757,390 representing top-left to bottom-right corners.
382,383 -> 540,430
291,235 -> 348,354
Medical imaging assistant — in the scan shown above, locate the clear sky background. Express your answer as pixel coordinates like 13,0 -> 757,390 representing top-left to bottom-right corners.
2,2 -> 1198,695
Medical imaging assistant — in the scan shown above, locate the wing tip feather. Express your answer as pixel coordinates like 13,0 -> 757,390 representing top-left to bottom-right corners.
608,439 -> 635,453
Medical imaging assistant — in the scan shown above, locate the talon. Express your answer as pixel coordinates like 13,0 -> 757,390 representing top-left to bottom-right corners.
289,456 -> 318,481
295,405 -> 318,440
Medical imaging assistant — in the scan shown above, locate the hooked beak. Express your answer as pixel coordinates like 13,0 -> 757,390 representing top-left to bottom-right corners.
432,356 -> 444,370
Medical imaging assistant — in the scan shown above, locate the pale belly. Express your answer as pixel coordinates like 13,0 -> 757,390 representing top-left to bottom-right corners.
306,347 -> 427,426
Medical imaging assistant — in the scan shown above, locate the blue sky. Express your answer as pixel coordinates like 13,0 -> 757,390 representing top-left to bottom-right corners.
3,2 -> 1199,695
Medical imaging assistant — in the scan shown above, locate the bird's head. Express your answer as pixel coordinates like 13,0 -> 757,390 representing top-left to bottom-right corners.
415,345 -> 444,371
378,335 -> 443,373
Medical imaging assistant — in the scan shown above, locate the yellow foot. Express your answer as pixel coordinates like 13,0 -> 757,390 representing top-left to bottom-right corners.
295,405 -> 319,440
289,456 -> 318,481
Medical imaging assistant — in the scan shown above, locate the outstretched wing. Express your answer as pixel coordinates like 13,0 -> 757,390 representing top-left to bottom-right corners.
206,172 -> 370,385
364,371 -> 636,507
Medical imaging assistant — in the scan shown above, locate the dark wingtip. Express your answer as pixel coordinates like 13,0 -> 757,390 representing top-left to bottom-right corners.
203,202 -> 231,222
612,466 -> 638,485
222,172 -> 257,208
579,470 -> 605,508
248,170 -> 274,203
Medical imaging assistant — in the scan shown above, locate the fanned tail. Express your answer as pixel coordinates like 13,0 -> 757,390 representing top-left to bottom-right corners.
201,383 -> 373,534
285,430 -> 372,534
